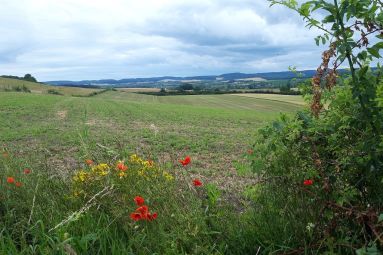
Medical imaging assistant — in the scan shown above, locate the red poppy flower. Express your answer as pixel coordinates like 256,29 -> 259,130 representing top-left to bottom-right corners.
130,212 -> 142,221
15,182 -> 22,187
24,169 -> 31,174
179,156 -> 191,166
117,162 -> 128,171
85,159 -> 94,166
247,149 -> 254,155
193,179 -> 203,187
136,205 -> 149,215
7,177 -> 15,184
134,196 -> 145,206
303,179 -> 314,186
148,212 -> 158,221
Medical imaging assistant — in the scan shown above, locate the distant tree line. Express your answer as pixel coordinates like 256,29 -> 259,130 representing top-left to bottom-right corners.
139,88 -> 301,96
1,74 -> 38,83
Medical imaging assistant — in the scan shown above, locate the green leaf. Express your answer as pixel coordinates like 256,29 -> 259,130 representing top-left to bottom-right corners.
299,2 -> 312,16
372,42 -> 383,50
323,14 -> 335,23
357,51 -> 368,61
356,244 -> 380,255
206,184 -> 221,207
367,47 -> 381,58
379,214 -> 383,222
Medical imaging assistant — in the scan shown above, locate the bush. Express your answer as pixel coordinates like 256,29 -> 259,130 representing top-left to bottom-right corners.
47,89 -> 64,95
248,0 -> 383,253
251,82 -> 383,251
3,85 -> 31,93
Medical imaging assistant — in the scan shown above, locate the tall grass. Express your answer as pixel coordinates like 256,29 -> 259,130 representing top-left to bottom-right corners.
0,144 -> 265,254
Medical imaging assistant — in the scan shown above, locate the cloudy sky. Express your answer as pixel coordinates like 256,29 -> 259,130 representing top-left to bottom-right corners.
0,0 -> 325,81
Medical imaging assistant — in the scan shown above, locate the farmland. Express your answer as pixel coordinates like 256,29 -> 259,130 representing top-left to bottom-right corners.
0,89 -> 301,192
0,84 -> 304,253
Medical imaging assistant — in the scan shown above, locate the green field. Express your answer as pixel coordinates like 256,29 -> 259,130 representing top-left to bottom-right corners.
0,85 -> 305,254
0,90 -> 302,191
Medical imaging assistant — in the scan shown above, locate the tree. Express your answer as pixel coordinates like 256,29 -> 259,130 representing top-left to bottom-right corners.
279,79 -> 292,93
177,83 -> 194,91
23,74 -> 37,82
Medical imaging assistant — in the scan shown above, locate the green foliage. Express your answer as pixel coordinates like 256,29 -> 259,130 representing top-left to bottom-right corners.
177,83 -> 194,91
1,74 -> 38,83
252,83 -> 383,249
4,85 -> 31,93
47,89 -> 64,95
23,74 -> 37,83
356,244 -> 381,255
206,183 -> 221,207
250,0 -> 383,252
279,80 -> 291,93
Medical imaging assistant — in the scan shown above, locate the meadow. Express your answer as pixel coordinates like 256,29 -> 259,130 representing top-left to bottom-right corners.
0,82 -> 303,254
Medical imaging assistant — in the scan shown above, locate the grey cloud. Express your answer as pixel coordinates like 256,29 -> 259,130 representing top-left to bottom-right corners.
0,0 -> 325,80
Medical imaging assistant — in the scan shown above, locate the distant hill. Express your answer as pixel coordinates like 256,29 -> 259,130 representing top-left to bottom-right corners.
215,71 -> 320,80
0,77 -> 101,96
46,70 -> 323,87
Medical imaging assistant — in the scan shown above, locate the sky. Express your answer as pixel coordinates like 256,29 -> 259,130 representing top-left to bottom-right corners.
0,0 -> 326,81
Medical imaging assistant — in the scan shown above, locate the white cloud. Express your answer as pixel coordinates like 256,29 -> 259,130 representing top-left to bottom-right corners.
0,0 -> 325,80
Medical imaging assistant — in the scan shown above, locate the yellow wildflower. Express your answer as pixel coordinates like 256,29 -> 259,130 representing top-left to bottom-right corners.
130,154 -> 144,164
163,171 -> 174,181
143,160 -> 154,168
91,163 -> 110,176
118,171 -> 126,178
73,170 -> 88,182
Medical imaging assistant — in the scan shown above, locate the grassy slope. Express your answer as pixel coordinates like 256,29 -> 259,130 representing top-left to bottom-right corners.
0,91 -> 303,192
0,77 -> 101,96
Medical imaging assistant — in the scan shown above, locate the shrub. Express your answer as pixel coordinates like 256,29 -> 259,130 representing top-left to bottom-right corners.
3,85 -> 31,93
248,0 -> 383,252
47,89 -> 64,95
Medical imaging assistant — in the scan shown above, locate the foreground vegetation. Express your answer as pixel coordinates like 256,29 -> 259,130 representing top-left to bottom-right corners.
248,0 -> 383,253
0,88 -> 302,254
